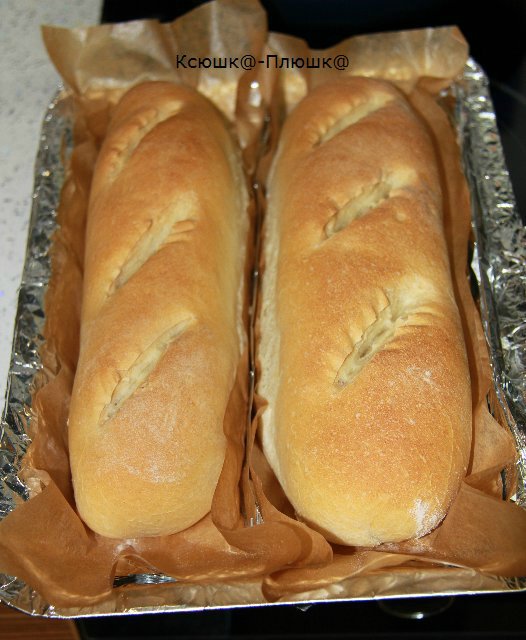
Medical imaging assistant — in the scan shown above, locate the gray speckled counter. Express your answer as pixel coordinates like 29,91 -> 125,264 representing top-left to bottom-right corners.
0,0 -> 101,406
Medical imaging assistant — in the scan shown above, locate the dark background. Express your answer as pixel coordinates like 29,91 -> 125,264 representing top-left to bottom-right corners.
80,2 -> 526,638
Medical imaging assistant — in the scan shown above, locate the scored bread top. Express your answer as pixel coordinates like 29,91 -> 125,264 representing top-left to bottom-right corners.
68,82 -> 248,538
259,77 -> 472,546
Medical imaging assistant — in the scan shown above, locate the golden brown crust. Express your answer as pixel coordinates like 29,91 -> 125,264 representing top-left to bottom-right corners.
69,82 -> 248,538
258,77 -> 472,546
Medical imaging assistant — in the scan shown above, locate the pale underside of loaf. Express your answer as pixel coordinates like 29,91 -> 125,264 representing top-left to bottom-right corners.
259,77 -> 472,547
68,82 -> 248,539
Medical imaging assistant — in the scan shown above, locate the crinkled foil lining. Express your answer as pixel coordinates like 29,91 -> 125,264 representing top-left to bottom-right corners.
0,90 -> 69,522
456,59 -> 526,504
1,60 -> 525,616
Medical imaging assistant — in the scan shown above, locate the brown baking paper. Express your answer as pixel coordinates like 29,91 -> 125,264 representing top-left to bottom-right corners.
0,2 -> 525,611
250,30 -> 526,602
267,25 -> 469,113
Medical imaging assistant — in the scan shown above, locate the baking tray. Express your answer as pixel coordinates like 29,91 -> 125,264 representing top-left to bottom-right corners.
1,58 -> 525,617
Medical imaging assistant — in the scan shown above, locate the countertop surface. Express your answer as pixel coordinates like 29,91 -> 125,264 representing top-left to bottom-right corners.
0,0 -> 101,406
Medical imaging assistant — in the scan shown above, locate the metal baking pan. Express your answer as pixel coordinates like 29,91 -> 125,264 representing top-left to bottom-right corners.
1,58 -> 525,617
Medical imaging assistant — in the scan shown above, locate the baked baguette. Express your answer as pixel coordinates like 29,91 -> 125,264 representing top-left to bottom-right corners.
258,77 -> 472,546
68,82 -> 248,538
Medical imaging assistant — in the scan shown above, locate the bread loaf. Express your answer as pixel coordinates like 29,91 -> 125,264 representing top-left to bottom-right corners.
68,82 -> 248,538
258,77 -> 472,546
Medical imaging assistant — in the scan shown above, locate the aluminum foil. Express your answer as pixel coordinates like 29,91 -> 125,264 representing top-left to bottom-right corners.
1,60 -> 525,617
455,60 -> 526,505
0,91 -> 68,522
